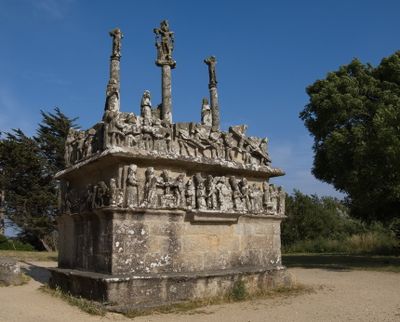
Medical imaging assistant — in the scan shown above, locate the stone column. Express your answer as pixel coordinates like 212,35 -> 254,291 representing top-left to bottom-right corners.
154,20 -> 176,124
161,64 -> 173,123
204,56 -> 220,131
104,28 -> 123,115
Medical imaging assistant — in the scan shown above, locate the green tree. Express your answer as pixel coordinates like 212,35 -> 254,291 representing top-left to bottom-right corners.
300,51 -> 400,222
0,108 -> 78,250
282,190 -> 355,246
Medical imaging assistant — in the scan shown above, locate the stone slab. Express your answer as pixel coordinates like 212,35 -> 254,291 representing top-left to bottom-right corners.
49,265 -> 293,310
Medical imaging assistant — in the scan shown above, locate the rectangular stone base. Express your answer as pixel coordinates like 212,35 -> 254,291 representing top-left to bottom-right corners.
49,266 -> 293,310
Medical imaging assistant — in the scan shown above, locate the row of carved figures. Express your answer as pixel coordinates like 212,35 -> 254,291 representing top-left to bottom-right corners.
64,92 -> 270,167
62,165 -> 285,216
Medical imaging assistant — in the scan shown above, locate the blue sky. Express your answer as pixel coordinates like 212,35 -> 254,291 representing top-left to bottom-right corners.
0,0 -> 399,198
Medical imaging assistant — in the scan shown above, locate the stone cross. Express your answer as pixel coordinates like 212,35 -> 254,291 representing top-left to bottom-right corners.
109,28 -> 123,59
153,20 -> 175,67
204,56 -> 220,131
103,28 -> 122,121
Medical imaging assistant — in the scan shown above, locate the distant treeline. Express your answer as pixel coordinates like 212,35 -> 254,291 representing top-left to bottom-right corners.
282,190 -> 400,255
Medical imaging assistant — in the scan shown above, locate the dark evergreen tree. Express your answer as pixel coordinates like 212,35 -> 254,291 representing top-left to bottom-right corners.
0,108 -> 78,250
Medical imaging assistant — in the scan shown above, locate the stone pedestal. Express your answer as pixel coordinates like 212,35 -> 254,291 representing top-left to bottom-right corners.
50,149 -> 291,309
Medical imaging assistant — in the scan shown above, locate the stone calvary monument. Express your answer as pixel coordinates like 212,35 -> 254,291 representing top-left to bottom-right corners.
50,21 -> 292,310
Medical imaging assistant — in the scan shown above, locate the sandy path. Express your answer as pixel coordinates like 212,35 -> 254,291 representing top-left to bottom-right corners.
0,263 -> 399,322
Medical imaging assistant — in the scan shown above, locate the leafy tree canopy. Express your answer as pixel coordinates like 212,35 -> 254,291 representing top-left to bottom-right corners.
300,52 -> 400,222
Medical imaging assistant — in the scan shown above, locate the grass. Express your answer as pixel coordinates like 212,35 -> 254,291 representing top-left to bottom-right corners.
40,285 -> 106,316
0,250 -> 57,262
40,283 -> 310,318
283,253 -> 400,272
283,232 -> 399,255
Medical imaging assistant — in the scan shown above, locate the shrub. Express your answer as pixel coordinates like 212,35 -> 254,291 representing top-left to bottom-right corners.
0,235 -> 35,251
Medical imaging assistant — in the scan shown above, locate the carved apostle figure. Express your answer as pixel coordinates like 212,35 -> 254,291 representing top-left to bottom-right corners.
205,175 -> 217,210
269,184 -> 278,214
95,181 -> 109,208
277,186 -> 285,215
239,178 -> 251,211
141,90 -> 153,126
109,28 -> 123,58
154,20 -> 174,63
105,79 -> 120,113
201,98 -> 212,127
64,128 -> 77,166
196,182 -> 207,210
217,177 -> 233,212
109,178 -> 119,207
126,164 -> 138,208
262,181 -> 270,211
185,178 -> 196,209
230,176 -> 243,211
142,167 -> 158,207
173,174 -> 186,208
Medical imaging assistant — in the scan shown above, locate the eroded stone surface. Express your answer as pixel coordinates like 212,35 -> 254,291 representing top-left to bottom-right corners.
51,20 -> 291,309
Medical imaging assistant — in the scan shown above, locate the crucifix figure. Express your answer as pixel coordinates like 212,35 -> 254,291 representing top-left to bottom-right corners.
109,28 -> 123,58
204,56 -> 220,130
204,56 -> 217,88
154,20 -> 175,66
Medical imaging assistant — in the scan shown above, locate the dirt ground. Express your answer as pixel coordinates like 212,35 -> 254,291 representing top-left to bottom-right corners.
0,261 -> 399,322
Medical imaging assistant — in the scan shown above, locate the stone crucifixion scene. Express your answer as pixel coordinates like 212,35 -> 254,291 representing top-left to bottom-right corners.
1,2 -> 400,321
50,20 -> 291,309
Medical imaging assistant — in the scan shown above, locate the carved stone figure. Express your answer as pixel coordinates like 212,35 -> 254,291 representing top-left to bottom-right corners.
201,98 -> 212,127
85,184 -> 95,211
65,128 -> 77,166
109,178 -> 119,207
126,164 -> 138,208
83,134 -> 93,158
185,178 -> 196,209
262,181 -> 270,211
95,181 -> 109,208
109,28 -> 123,58
205,175 -> 217,210
173,174 -> 186,208
104,79 -> 120,113
196,182 -> 207,210
269,184 -> 278,214
230,176 -> 243,211
277,186 -> 285,215
204,56 -> 217,87
141,90 -> 153,126
239,178 -> 251,211
142,167 -> 158,208
216,177 -> 233,211
222,132 -> 234,161
153,20 -> 175,64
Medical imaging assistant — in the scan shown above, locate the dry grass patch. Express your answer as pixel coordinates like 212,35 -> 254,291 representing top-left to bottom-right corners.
0,250 -> 57,262
39,285 -> 106,316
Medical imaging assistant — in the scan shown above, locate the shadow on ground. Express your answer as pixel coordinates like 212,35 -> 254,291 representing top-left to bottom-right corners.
21,263 -> 51,284
282,254 -> 400,272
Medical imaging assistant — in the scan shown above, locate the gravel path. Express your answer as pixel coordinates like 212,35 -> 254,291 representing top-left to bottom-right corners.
0,262 -> 399,322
